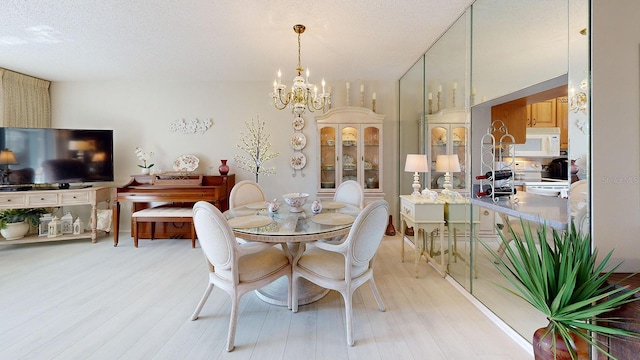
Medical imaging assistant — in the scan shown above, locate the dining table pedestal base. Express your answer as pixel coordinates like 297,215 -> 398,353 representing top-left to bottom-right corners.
255,276 -> 329,306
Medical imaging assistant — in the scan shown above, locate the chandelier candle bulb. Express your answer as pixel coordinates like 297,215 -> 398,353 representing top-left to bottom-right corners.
372,92 -> 376,100
428,92 -> 432,100
453,82 -> 457,89
346,82 -> 350,90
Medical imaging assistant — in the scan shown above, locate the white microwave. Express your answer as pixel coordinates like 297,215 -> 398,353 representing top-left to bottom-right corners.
512,127 -> 561,157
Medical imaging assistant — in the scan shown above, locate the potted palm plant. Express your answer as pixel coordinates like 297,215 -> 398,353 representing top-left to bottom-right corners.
482,220 -> 640,360
0,208 -> 47,240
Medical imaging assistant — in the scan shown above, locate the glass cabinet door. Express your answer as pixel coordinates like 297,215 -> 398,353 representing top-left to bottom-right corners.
320,125 -> 337,189
429,125 -> 448,189
363,125 -> 381,190
340,126 -> 358,184
451,125 -> 468,191
429,124 -> 468,191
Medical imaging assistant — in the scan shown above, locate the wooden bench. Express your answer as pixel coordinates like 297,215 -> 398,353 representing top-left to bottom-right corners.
131,207 -> 196,248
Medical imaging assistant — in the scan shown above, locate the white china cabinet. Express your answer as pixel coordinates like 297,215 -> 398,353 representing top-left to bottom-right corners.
425,109 -> 469,192
315,107 -> 385,204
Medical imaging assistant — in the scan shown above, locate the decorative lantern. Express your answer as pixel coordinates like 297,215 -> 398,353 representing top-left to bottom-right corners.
47,216 -> 62,238
38,213 -> 53,236
73,217 -> 84,235
61,212 -> 74,234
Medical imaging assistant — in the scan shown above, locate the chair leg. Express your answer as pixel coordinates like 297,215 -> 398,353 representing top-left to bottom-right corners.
190,221 -> 196,248
133,219 -> 139,248
190,283 -> 214,320
342,290 -> 354,346
226,293 -> 240,352
369,277 -> 387,312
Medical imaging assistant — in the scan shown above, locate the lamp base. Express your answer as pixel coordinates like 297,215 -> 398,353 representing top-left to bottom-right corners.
411,172 -> 422,197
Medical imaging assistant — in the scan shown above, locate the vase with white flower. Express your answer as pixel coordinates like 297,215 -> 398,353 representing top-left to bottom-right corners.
135,147 -> 154,175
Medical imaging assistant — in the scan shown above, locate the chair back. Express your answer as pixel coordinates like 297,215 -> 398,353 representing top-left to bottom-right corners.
345,200 -> 389,267
229,180 -> 267,208
570,179 -> 588,216
334,180 -> 364,208
193,201 -> 236,272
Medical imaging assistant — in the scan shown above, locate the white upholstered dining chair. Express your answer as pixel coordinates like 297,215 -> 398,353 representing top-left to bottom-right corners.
292,200 -> 389,346
333,180 -> 364,208
229,180 -> 267,209
189,201 -> 291,352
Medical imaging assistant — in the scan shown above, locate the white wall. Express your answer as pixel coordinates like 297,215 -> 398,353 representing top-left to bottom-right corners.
50,80 -> 398,231
592,0 -> 640,270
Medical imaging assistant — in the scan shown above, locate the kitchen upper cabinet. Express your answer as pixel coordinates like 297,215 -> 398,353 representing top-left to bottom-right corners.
491,98 -> 527,144
557,96 -> 569,150
527,98 -> 557,127
491,94 -> 567,145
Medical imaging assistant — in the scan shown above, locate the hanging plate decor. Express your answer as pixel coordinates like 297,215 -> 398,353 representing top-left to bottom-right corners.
290,133 -> 307,150
290,152 -> 307,170
292,115 -> 305,131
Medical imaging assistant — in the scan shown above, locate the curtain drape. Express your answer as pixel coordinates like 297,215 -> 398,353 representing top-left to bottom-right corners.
0,68 -> 51,128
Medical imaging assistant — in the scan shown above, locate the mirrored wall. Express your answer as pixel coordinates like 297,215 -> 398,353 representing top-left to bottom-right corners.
398,0 -> 590,343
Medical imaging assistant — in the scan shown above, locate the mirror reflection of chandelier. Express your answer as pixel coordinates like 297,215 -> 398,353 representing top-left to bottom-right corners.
271,24 -> 331,114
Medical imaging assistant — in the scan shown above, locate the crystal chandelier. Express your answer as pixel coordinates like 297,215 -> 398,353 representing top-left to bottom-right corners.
271,24 -> 331,114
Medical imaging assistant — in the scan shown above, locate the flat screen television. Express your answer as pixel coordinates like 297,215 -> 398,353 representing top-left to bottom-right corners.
0,127 -> 114,189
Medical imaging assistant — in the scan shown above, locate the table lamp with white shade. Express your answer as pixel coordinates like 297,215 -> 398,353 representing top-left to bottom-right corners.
404,154 -> 429,197
435,154 -> 461,190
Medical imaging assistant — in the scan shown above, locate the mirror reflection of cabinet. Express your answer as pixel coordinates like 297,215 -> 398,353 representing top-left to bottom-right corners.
316,107 -> 385,204
426,109 -> 469,191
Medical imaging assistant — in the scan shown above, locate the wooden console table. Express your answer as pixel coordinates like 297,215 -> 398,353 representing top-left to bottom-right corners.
112,174 -> 234,246
0,186 -> 112,244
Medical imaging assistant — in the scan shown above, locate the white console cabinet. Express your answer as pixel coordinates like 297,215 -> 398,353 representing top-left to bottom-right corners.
0,186 -> 111,244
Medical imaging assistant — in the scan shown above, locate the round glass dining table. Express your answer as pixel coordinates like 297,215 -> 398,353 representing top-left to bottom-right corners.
224,200 -> 361,306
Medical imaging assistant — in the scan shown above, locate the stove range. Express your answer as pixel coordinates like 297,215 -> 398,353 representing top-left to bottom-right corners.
511,160 -> 569,197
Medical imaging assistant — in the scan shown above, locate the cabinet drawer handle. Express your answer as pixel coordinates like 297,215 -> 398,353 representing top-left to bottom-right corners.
6,199 -> 11,202
483,210 -> 490,216
41,198 -> 45,201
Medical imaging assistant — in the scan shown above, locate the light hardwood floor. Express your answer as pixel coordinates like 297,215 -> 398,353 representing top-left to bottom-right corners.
0,234 -> 530,359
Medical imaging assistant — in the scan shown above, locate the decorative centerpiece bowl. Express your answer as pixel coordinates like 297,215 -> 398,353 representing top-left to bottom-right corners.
282,193 -> 310,213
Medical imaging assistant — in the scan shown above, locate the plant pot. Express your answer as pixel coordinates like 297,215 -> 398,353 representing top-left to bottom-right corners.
140,167 -> 150,175
1,221 -> 30,240
533,325 -> 589,360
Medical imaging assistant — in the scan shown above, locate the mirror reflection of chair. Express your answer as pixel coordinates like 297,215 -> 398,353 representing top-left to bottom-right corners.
292,200 -> 389,346
569,179 -> 588,217
334,180 -> 364,208
189,201 -> 291,352
229,180 -> 267,209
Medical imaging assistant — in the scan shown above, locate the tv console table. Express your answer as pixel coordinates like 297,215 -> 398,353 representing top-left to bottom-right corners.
0,186 -> 112,245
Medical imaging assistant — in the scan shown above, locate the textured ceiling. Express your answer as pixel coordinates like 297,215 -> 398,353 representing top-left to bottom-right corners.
0,0 -> 473,82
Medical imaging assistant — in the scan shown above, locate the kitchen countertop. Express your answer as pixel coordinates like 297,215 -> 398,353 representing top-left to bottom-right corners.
470,191 -> 568,230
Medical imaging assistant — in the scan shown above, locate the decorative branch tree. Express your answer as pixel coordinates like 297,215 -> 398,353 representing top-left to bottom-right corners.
234,116 -> 279,183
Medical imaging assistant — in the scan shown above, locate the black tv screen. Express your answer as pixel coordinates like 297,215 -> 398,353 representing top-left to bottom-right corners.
0,127 -> 114,187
